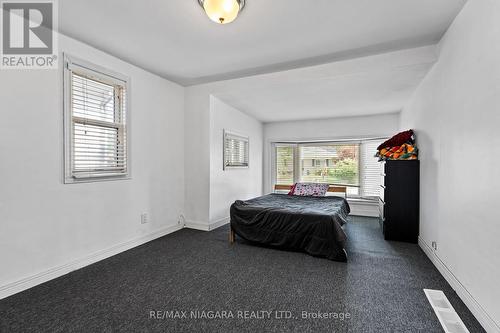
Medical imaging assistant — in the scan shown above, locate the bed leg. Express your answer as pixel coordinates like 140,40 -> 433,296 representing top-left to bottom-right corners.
229,227 -> 235,244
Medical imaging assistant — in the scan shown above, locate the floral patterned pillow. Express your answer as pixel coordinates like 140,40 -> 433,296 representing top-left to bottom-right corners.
292,183 -> 329,197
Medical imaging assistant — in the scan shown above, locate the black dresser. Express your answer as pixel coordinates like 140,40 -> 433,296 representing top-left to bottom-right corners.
378,160 -> 420,243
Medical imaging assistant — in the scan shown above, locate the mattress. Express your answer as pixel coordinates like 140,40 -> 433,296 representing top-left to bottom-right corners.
230,193 -> 350,262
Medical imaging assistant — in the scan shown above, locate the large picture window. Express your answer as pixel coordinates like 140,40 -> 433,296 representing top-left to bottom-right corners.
64,55 -> 130,183
274,140 -> 384,198
299,144 -> 359,186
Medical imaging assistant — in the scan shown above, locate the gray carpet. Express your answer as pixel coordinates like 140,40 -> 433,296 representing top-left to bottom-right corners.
0,217 -> 485,332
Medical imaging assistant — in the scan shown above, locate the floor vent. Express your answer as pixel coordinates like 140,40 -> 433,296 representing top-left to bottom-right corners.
424,289 -> 470,333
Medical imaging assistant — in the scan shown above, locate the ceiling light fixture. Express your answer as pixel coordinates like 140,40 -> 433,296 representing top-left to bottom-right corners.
198,0 -> 245,25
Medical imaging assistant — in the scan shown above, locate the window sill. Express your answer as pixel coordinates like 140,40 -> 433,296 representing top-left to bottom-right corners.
65,175 -> 131,184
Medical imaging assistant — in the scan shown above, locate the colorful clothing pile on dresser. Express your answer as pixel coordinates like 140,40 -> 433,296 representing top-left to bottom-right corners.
376,130 -> 418,161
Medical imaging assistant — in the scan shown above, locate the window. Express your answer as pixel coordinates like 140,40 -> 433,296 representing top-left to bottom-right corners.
299,144 -> 359,186
64,55 -> 129,182
276,145 -> 294,185
274,139 -> 385,198
223,130 -> 249,169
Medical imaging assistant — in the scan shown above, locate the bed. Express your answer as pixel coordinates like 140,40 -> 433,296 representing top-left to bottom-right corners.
229,185 -> 350,262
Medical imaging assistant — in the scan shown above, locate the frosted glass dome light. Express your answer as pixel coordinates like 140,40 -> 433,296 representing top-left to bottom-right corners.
198,0 -> 245,24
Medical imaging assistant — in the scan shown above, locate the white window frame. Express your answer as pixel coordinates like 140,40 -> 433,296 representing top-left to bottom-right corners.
223,130 -> 249,170
273,141 -> 361,187
63,54 -> 131,183
271,138 -> 388,197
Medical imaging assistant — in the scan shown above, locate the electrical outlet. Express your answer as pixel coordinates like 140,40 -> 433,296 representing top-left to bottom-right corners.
141,213 -> 149,224
431,241 -> 438,251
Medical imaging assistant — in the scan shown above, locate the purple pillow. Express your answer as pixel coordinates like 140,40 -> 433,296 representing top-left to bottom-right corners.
293,183 -> 329,197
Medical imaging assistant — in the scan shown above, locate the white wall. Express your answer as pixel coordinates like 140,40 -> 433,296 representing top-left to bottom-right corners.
209,97 -> 263,224
184,86 -> 211,226
183,46 -> 435,225
0,34 -> 185,297
400,0 -> 500,331
184,87 -> 265,229
263,113 -> 401,193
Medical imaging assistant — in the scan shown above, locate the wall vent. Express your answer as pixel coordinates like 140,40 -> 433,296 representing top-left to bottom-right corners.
424,289 -> 470,333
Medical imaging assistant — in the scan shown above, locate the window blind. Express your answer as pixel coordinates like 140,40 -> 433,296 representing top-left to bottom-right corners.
224,131 -> 249,168
360,140 -> 384,197
70,71 -> 127,179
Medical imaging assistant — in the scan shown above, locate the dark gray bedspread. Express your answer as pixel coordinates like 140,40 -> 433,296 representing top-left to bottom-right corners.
230,194 -> 350,262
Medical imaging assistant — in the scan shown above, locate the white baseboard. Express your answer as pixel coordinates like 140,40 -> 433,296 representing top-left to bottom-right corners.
184,220 -> 209,231
184,217 -> 229,231
419,237 -> 500,333
184,220 -> 210,231
0,224 -> 183,300
208,217 -> 230,231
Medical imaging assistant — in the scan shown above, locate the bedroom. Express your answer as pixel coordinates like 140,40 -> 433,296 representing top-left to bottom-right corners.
0,0 -> 499,332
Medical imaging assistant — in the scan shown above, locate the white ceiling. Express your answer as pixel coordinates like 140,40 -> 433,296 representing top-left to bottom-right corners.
214,65 -> 431,122
59,0 -> 466,86
207,46 -> 437,122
